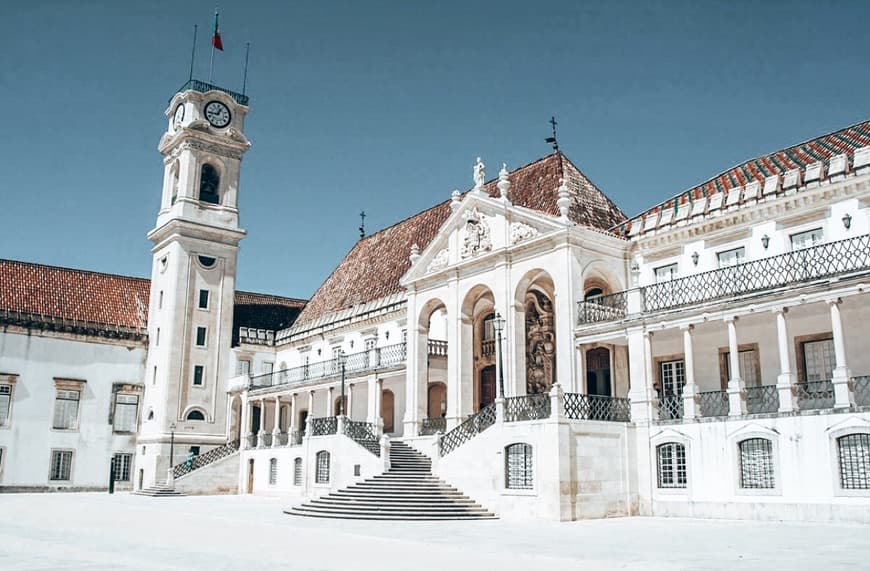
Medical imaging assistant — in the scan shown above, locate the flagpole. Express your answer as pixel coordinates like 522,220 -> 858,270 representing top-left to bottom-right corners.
188,25 -> 198,81
242,42 -> 250,95
208,10 -> 218,83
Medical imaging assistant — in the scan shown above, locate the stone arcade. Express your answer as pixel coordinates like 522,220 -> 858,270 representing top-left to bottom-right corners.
1,80 -> 869,523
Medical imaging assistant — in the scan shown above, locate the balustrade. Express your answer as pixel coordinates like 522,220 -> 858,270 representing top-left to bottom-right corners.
564,393 -> 631,422
746,385 -> 780,414
504,394 -> 551,422
698,390 -> 730,417
439,404 -> 496,456
657,395 -> 684,420
420,417 -> 447,435
854,376 -> 870,407
576,292 -> 628,325
796,380 -> 835,410
310,416 -> 338,436
172,441 -> 239,478
427,339 -> 448,357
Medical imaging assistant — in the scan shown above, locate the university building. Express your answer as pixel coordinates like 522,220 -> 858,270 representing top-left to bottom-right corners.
1,80 -> 869,522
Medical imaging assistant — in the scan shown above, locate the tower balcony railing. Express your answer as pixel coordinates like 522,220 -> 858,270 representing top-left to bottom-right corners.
176,79 -> 249,106
576,233 -> 870,324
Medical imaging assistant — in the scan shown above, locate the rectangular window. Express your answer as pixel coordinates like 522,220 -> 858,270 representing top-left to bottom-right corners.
659,360 -> 685,397
0,384 -> 12,426
724,349 -> 760,387
50,450 -> 73,481
803,338 -> 835,381
52,390 -> 80,430
113,394 -> 139,433
717,247 -> 746,268
155,328 -> 160,346
293,458 -> 303,486
505,443 -> 534,489
269,458 -> 278,485
236,360 -> 251,376
198,289 -> 210,309
262,362 -> 274,375
790,228 -> 823,250
193,366 -> 204,386
196,327 -> 207,347
656,443 -> 687,488
152,366 -> 157,385
655,263 -> 679,283
739,438 -> 775,489
158,290 -> 163,309
316,451 -> 330,484
365,338 -> 377,351
112,453 -> 133,482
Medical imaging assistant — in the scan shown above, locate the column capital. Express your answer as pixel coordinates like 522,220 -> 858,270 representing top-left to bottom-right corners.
771,305 -> 789,316
643,330 -> 654,340
825,297 -> 842,307
679,324 -> 695,332
724,314 -> 739,324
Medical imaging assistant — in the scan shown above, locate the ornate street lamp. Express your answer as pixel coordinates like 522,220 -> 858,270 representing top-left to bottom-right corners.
339,350 -> 348,416
169,421 -> 176,470
493,313 -> 506,399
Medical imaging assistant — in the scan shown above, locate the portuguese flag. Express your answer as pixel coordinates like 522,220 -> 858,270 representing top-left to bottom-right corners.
211,12 -> 223,51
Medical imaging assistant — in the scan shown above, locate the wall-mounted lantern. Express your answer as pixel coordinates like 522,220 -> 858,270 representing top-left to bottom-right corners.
761,234 -> 770,249
843,213 -> 852,230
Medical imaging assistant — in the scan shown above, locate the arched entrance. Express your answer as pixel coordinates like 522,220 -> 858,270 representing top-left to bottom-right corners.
382,390 -> 395,433
427,382 -> 447,419
586,347 -> 612,396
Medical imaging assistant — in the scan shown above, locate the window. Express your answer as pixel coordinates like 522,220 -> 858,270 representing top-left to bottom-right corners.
790,228 -> 823,250
197,255 -> 216,268
482,313 -> 496,341
50,450 -> 73,481
198,289 -> 209,309
717,247 -> 745,268
268,458 -> 278,485
0,384 -> 12,426
655,263 -> 679,282
656,443 -> 687,488
505,443 -> 533,489
236,360 -> 251,376
193,365 -> 204,386
155,328 -> 160,346
584,287 -> 604,301
659,360 -> 685,398
186,410 -> 206,421
723,348 -> 760,387
293,458 -> 302,486
113,394 -> 139,433
199,164 -> 220,204
262,362 -> 274,375
152,366 -> 157,385
803,338 -> 835,381
838,434 -> 870,490
113,453 -> 133,482
158,290 -> 163,309
738,438 -> 775,489
365,338 -> 377,352
53,389 -> 80,430
315,451 -> 330,484
196,327 -> 207,347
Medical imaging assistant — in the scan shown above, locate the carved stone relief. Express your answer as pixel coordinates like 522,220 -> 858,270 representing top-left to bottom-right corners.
461,208 -> 492,259
426,248 -> 449,273
511,222 -> 540,244
525,290 -> 556,394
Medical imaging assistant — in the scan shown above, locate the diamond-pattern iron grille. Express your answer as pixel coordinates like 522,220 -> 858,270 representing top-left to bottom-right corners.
504,394 -> 551,422
838,433 -> 870,490
746,385 -> 780,414
699,390 -> 730,417
796,380 -> 834,410
420,417 -> 447,435
310,416 -> 338,436
563,393 -> 631,422
505,443 -> 534,489
853,376 -> 870,407
739,438 -> 775,489
656,442 -> 687,488
658,395 -> 684,420
438,403 -> 496,456
172,440 -> 239,478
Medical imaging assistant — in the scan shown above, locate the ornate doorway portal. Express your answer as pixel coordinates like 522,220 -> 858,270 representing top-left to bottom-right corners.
586,347 -> 612,396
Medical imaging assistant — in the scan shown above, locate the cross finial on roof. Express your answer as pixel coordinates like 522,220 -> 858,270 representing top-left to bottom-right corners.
359,210 -> 366,239
545,116 -> 559,151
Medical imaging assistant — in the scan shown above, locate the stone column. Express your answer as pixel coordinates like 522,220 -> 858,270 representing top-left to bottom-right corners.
271,395 -> 281,447
239,393 -> 250,448
367,376 -> 379,425
289,393 -> 297,439
327,386 -> 335,417
347,383 -> 354,420
627,329 -> 655,422
828,298 -> 855,408
257,399 -> 266,447
577,345 -> 587,394
375,379 -> 384,433
681,325 -> 698,419
305,390 -> 314,436
773,307 -> 796,412
725,316 -> 747,416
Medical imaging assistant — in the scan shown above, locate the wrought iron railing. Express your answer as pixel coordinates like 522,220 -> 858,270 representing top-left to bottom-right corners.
641,234 -> 870,312
176,79 -> 249,105
173,440 -> 239,478
310,416 -> 338,436
746,385 -> 780,414
260,433 -> 273,447
420,417 -> 447,435
250,342 -> 408,390
428,339 -> 448,356
439,404 -> 497,456
563,393 -> 631,422
504,394 -> 551,422
245,434 -> 257,449
854,376 -> 870,407
343,418 -> 380,456
698,390 -> 730,417
796,380 -> 835,410
657,395 -> 684,420
288,430 -> 303,446
576,292 -> 628,325
275,432 -> 288,446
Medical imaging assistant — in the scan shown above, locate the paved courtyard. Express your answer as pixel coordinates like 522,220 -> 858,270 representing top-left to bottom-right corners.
0,493 -> 867,570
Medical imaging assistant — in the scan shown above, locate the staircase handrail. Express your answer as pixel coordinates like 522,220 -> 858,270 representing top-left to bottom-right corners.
173,440 -> 239,478
438,403 -> 497,456
342,417 -> 381,457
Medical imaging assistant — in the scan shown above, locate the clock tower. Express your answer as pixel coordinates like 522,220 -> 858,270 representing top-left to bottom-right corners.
137,81 -> 251,489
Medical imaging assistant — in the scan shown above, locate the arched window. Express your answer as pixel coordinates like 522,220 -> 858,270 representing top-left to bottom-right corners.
656,442 -> 687,488
186,410 -> 205,421
315,451 -> 330,484
585,287 -> 605,301
293,457 -> 303,486
738,438 -> 775,489
268,458 -> 278,485
199,164 -> 220,204
505,443 -> 533,489
838,433 -> 870,489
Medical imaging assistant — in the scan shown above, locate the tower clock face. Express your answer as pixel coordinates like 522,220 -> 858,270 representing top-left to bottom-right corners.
172,104 -> 185,129
204,101 -> 231,128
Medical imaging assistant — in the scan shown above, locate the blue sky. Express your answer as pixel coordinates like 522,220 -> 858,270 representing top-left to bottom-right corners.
2,1 -> 869,298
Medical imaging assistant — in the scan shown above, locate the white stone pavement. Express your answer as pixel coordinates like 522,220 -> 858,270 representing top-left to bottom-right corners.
0,493 -> 867,570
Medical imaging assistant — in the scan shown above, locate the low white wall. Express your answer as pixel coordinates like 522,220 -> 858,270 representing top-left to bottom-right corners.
174,452 -> 240,495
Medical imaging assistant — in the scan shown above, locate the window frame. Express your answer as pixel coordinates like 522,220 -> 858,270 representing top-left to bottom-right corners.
49,449 -> 74,482
198,289 -> 210,310
789,227 -> 824,251
112,392 -> 139,434
185,409 -> 206,421
195,326 -> 207,347
656,442 -> 688,489
315,451 -> 330,484
192,365 -> 205,387
293,457 -> 303,486
0,376 -> 16,428
268,458 -> 278,486
734,436 -> 780,495
503,442 -> 535,493
112,452 -> 133,482
52,383 -> 83,431
654,263 -> 679,283
830,428 -> 870,497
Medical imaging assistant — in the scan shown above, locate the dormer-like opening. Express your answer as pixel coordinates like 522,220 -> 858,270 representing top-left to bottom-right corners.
199,163 -> 220,204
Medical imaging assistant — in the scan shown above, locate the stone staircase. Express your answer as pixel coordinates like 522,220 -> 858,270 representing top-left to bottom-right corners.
285,440 -> 496,520
133,482 -> 184,497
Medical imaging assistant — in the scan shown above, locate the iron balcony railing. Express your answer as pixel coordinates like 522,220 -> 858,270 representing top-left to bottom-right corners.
176,79 -> 249,106
244,434 -> 257,449
564,393 -> 631,422
576,292 -> 628,325
746,385 -> 780,414
854,376 -> 870,407
310,416 -> 338,436
439,404 -> 497,456
343,419 -> 380,457
698,390 -> 730,417
796,380 -> 835,410
172,440 -> 239,478
250,342 -> 408,391
420,417 -> 447,435
504,394 -> 551,422
260,433 -> 273,447
657,394 -> 684,421
642,233 -> 870,312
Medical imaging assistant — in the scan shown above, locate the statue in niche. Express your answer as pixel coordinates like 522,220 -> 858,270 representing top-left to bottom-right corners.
525,290 -> 556,394
461,208 -> 491,258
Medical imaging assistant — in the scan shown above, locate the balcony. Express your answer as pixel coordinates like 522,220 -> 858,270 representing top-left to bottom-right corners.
576,292 -> 628,325
176,79 -> 249,106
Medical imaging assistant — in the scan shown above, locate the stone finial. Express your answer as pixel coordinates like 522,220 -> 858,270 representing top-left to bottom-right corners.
450,189 -> 462,211
409,243 -> 421,265
497,163 -> 511,202
557,178 -> 571,223
473,157 -> 486,195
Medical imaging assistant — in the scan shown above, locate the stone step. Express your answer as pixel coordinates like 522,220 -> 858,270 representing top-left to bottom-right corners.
285,509 -> 497,521
291,505 -> 494,517
316,498 -> 482,508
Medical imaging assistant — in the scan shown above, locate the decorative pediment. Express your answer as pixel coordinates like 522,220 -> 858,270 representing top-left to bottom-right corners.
460,208 -> 492,259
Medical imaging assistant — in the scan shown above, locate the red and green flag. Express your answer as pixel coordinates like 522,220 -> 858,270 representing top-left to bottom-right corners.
211,12 -> 223,51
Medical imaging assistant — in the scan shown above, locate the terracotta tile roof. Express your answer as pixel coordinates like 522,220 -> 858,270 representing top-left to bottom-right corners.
233,291 -> 306,341
295,152 -> 627,325
617,119 -> 870,235
0,259 -> 306,335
